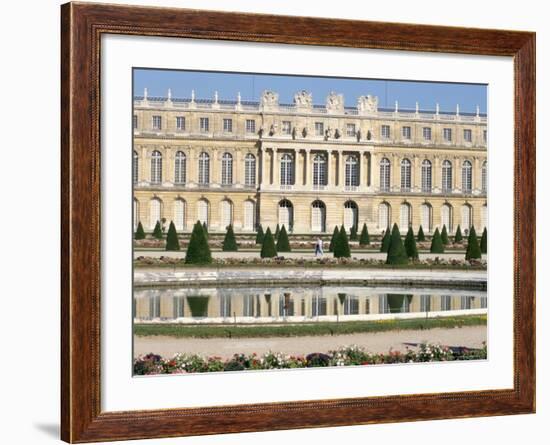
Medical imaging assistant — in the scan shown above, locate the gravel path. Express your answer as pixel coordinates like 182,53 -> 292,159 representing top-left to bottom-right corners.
134,325 -> 486,359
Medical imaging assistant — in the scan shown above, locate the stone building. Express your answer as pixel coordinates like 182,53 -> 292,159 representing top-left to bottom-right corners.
133,89 -> 487,235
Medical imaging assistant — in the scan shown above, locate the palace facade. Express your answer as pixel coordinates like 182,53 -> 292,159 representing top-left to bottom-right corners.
133,89 -> 487,235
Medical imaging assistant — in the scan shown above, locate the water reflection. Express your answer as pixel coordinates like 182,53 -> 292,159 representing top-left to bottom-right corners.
133,286 -> 487,323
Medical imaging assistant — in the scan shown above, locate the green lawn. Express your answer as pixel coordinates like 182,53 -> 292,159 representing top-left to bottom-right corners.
134,314 -> 487,339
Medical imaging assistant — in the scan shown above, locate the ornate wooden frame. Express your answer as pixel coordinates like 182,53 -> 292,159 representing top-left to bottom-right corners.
61,2 -> 536,442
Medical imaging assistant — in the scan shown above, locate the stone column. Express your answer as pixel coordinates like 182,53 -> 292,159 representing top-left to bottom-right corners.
304,149 -> 310,187
211,149 -> 219,186
338,151 -> 345,187
453,156 -> 460,191
234,148 -> 242,186
360,151 -> 366,188
140,146 -> 148,183
371,152 -> 379,191
412,155 -> 420,192
273,149 -> 279,186
473,156 -> 479,192
260,148 -> 267,187
326,150 -> 332,187
392,154 -> 400,191
165,146 -> 173,184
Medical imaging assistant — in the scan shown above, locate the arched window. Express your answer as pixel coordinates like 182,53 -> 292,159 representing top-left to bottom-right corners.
344,201 -> 358,231
150,150 -> 162,184
280,153 -> 294,186
421,159 -> 432,193
245,154 -> 256,186
442,160 -> 452,193
378,202 -> 391,229
198,152 -> 210,185
312,153 -> 327,188
133,198 -> 139,230
243,200 -> 255,231
461,204 -> 472,231
221,152 -> 233,186
173,199 -> 185,230
482,161 -> 487,193
420,203 -> 432,232
380,158 -> 390,192
462,160 -> 472,193
400,203 -> 411,230
220,199 -> 233,229
174,151 -> 186,185
197,199 -> 209,227
311,200 -> 326,232
441,203 -> 453,232
401,159 -> 411,192
481,204 -> 487,230
278,199 -> 293,230
345,155 -> 359,187
133,150 -> 139,184
149,198 -> 162,230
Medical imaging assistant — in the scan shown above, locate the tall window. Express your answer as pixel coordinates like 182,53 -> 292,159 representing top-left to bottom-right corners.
173,199 -> 185,230
462,160 -> 472,193
463,129 -> 472,142
244,153 -> 256,186
174,151 -> 186,185
314,122 -> 324,136
176,116 -> 185,131
221,152 -> 233,186
380,158 -> 391,192
199,117 -> 209,132
381,124 -> 391,139
133,115 -> 138,130
420,203 -> 432,232
400,159 -> 411,192
197,199 -> 209,226
311,200 -> 326,232
223,118 -> 233,132
422,127 -> 432,140
150,150 -> 162,184
400,203 -> 411,229
282,121 -> 291,135
152,115 -> 162,130
442,160 -> 452,193
378,202 -> 390,229
221,199 -> 233,228
133,150 -> 139,184
481,204 -> 487,230
312,154 -> 327,187
344,201 -> 358,231
482,161 -> 487,193
443,127 -> 452,142
421,159 -> 432,193
243,200 -> 255,231
278,200 -> 293,230
402,126 -> 411,139
198,152 -> 210,185
149,198 -> 161,229
346,123 -> 356,137
345,155 -> 359,187
461,205 -> 472,230
246,119 -> 256,133
280,153 -> 294,186
441,204 -> 453,232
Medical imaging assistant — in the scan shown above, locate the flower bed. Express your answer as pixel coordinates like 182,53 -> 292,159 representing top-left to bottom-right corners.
134,343 -> 487,375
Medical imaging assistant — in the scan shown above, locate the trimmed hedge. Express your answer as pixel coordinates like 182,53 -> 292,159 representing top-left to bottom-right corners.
333,225 -> 351,258
152,221 -> 163,240
134,221 -> 146,240
185,221 -> 212,264
255,224 -> 265,245
359,223 -> 370,246
404,226 -> 419,259
329,226 -> 339,252
276,225 -> 291,252
480,227 -> 487,254
165,221 -> 180,251
380,228 -> 391,253
386,223 -> 409,265
430,227 -> 445,254
454,225 -> 463,243
465,226 -> 482,260
441,225 -> 450,245
260,227 -> 277,258
222,224 -> 238,252
417,225 -> 425,242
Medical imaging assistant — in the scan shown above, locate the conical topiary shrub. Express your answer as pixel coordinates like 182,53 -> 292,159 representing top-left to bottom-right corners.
350,225 -> 358,241
276,225 -> 291,252
185,221 -> 212,264
202,222 -> 208,238
430,227 -> 445,253
260,227 -> 277,258
152,220 -> 163,240
454,225 -> 463,243
334,225 -> 351,258
255,224 -> 265,245
134,221 -> 146,240
404,226 -> 419,260
359,223 -> 370,246
222,224 -> 238,252
165,221 -> 180,251
480,227 -> 487,254
465,226 -> 482,260
274,224 -> 280,241
386,224 -> 409,265
329,226 -> 339,252
380,228 -> 391,253
441,225 -> 449,245
417,225 -> 425,242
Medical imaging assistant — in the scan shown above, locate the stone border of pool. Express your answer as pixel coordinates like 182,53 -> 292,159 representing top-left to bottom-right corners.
134,267 -> 487,290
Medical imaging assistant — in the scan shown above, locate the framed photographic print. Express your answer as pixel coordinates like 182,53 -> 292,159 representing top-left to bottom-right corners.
61,2 -> 535,442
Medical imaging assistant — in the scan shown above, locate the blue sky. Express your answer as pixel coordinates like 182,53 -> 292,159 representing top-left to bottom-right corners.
134,69 -> 487,114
